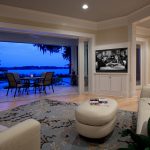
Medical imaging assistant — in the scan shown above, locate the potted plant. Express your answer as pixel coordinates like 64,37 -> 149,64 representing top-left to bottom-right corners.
119,118 -> 150,150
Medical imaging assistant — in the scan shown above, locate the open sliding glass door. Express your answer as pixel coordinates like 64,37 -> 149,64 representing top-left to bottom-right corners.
136,44 -> 142,89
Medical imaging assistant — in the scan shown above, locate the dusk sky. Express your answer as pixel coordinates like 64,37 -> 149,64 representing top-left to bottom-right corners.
0,42 -> 69,67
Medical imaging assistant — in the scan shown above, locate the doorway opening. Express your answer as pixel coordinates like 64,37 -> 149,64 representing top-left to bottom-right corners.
136,44 -> 141,86
0,40 -> 79,97
84,41 -> 88,92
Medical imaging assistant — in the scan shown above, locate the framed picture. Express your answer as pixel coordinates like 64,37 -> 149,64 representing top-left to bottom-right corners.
95,48 -> 128,73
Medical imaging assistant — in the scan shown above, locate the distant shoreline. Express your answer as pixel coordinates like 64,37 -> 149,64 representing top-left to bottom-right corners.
0,66 -> 69,71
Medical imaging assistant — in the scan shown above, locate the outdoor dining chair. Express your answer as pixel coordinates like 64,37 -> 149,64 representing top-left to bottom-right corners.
13,73 -> 30,94
34,72 -> 54,94
6,73 -> 30,97
5,73 -> 23,97
13,73 -> 21,84
33,73 -> 45,94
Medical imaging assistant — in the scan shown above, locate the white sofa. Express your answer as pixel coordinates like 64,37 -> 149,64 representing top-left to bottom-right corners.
136,86 -> 150,135
0,119 -> 41,150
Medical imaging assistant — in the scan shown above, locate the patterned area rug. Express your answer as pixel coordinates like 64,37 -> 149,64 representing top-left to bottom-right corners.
0,99 -> 137,150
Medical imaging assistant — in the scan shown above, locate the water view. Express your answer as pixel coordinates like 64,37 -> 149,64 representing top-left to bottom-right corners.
7,69 -> 69,76
0,42 -> 71,88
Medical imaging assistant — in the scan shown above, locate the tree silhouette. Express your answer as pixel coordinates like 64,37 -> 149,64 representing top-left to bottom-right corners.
34,44 -> 71,73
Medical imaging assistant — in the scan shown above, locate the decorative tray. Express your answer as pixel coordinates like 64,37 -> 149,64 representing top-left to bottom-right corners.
89,98 -> 108,105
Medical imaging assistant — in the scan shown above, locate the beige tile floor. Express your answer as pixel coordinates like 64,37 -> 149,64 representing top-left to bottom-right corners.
0,85 -> 140,112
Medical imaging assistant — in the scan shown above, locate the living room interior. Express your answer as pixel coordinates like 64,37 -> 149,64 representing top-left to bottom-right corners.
0,0 -> 150,149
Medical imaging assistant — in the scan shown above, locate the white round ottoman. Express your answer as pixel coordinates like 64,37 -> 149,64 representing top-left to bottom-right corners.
75,98 -> 118,139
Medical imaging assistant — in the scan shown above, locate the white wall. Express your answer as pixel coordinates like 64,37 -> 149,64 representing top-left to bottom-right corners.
96,26 -> 128,45
148,38 -> 150,83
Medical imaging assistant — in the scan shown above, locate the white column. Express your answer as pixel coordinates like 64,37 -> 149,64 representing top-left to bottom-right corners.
136,36 -> 150,86
128,23 -> 136,97
145,39 -> 149,85
71,45 -> 77,74
78,39 -> 85,94
88,37 -> 95,93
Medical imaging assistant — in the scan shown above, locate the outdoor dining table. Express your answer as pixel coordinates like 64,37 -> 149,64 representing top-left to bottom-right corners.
20,76 -> 44,91
20,76 -> 44,81
20,73 -> 54,94
20,76 -> 44,84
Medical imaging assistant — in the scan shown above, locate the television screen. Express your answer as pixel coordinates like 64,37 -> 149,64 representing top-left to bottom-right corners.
95,48 -> 128,73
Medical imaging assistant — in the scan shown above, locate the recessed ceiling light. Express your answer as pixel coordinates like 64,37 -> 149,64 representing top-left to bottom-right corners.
82,4 -> 88,10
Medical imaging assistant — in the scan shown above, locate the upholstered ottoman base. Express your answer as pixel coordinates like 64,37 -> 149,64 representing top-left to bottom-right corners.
76,116 -> 116,139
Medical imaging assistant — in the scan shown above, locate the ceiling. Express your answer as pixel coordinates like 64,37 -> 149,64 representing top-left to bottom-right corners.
0,0 -> 150,22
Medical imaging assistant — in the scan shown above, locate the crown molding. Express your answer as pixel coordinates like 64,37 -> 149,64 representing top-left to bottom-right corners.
128,4 -> 150,24
97,4 -> 150,30
0,4 -> 98,31
97,16 -> 128,30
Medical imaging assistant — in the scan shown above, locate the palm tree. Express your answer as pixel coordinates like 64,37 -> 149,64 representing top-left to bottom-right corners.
34,44 -> 71,73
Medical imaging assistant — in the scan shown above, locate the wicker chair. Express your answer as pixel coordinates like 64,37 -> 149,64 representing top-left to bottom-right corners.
5,73 -> 23,97
34,72 -> 54,94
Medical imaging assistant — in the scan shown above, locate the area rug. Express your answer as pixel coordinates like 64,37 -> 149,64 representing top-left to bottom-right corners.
0,99 -> 137,150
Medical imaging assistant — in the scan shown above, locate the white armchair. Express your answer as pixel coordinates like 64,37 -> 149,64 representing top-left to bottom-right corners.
0,119 -> 41,150
140,85 -> 150,98
136,86 -> 150,135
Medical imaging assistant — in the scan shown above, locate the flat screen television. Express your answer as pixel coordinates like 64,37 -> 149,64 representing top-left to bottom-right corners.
95,48 -> 128,73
